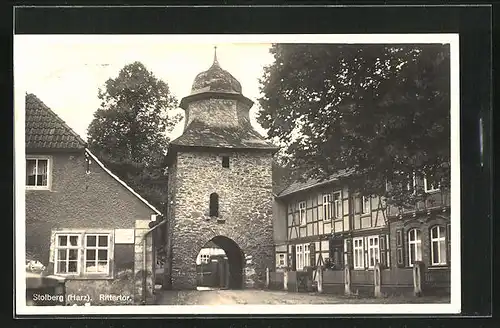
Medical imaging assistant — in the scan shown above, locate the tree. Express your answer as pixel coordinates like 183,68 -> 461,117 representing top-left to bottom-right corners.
258,44 -> 450,207
87,61 -> 182,210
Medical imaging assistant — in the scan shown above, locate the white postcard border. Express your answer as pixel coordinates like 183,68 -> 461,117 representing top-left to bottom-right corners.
14,33 -> 461,315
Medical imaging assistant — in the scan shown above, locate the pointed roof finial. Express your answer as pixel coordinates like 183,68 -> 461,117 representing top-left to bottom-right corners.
213,45 -> 219,66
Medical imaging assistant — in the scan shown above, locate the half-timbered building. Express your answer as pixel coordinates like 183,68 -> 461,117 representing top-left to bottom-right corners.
273,168 -> 451,294
274,169 -> 388,273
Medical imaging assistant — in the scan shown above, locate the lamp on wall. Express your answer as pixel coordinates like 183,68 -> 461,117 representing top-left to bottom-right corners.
84,151 -> 91,174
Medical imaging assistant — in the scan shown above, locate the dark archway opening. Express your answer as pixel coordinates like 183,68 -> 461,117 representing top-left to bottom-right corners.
196,236 -> 244,290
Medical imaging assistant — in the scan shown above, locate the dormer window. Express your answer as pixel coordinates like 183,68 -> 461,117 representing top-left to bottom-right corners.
209,193 -> 219,217
222,156 -> 230,168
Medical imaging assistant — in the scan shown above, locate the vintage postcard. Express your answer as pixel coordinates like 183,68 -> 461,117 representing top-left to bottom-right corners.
14,33 -> 460,315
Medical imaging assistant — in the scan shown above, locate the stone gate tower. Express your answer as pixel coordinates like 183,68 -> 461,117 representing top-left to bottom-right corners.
164,49 -> 278,290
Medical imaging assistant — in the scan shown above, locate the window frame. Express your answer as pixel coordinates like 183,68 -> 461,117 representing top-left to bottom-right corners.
333,191 -> 342,219
277,253 -> 286,267
430,225 -> 447,266
200,254 -> 210,264
298,201 -> 307,226
322,193 -> 332,221
221,156 -> 230,168
353,237 -> 365,270
361,196 -> 370,215
406,172 -> 417,194
424,174 -> 441,193
407,228 -> 422,267
367,235 -> 380,269
52,230 -> 114,279
304,243 -> 311,268
295,243 -> 311,271
25,155 -> 52,190
54,233 -> 81,275
83,233 -> 111,275
295,244 -> 304,271
209,193 -> 220,217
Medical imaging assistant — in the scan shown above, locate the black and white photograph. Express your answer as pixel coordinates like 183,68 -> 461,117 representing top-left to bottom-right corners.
15,33 -> 460,315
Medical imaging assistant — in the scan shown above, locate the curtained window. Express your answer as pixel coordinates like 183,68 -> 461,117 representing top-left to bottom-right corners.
26,157 -> 50,188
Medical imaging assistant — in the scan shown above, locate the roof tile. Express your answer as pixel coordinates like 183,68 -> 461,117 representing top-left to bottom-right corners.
25,93 -> 87,150
277,168 -> 355,198
170,119 -> 278,151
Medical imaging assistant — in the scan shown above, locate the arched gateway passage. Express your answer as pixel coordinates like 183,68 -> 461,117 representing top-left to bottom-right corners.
196,236 -> 244,290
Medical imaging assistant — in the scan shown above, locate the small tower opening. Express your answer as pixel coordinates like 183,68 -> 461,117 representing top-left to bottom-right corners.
222,156 -> 230,168
209,193 -> 219,217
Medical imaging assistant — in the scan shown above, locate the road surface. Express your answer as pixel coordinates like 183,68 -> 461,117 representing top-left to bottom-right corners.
155,288 -> 450,305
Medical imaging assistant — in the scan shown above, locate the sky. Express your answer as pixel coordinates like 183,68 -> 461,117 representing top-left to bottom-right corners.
14,34 -> 458,144
14,35 -> 276,141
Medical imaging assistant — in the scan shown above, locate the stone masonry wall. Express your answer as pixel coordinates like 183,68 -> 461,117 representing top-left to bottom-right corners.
134,220 -> 155,304
169,150 -> 275,290
185,98 -> 240,129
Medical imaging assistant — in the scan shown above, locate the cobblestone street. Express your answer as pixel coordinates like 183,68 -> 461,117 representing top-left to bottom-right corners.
155,288 -> 450,305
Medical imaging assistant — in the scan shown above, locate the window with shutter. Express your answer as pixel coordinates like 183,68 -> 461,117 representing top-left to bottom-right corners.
309,242 -> 316,267
291,246 -> 297,271
379,234 -> 387,268
395,228 -> 405,267
364,236 -> 369,269
344,238 -> 350,269
386,235 -> 391,267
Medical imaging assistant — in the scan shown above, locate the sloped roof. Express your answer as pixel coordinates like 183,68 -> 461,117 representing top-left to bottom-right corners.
276,168 -> 355,198
25,93 -> 87,150
85,149 -> 163,216
190,56 -> 242,95
170,120 -> 278,151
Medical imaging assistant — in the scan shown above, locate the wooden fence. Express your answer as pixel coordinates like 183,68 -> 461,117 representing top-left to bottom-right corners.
266,262 -> 450,298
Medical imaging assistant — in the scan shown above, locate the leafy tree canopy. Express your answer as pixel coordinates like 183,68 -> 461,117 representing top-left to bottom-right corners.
258,44 -> 450,207
87,61 -> 182,210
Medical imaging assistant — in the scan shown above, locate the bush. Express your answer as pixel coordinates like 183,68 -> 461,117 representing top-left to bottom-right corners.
26,260 -> 46,274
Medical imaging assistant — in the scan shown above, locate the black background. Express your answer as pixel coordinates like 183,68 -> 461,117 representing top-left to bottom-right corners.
6,3 -> 495,328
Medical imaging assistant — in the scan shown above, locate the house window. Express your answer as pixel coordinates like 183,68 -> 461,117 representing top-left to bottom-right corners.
333,191 -> 342,219
367,236 -> 380,268
424,174 -> 440,193
408,228 -> 422,267
304,244 -> 311,267
26,157 -> 50,189
209,193 -> 219,217
277,253 -> 286,267
406,172 -> 416,194
295,243 -> 310,270
295,244 -> 304,270
55,234 -> 80,274
322,194 -> 332,221
353,237 -> 364,269
362,196 -> 370,214
84,234 -> 110,274
222,156 -> 230,168
430,225 -> 447,265
54,231 -> 113,277
200,254 -> 210,264
298,201 -> 306,226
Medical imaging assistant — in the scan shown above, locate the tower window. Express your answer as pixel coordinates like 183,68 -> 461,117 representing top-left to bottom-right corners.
222,156 -> 230,168
209,193 -> 219,217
